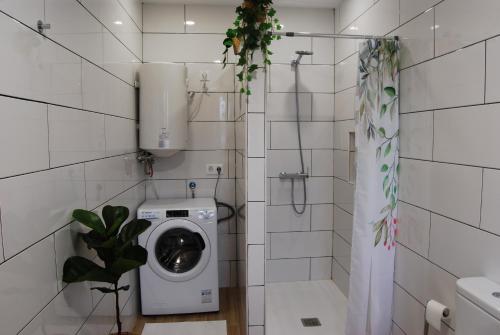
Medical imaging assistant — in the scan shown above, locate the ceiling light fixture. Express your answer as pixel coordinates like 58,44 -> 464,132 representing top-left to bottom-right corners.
185,20 -> 196,26
113,20 -> 123,25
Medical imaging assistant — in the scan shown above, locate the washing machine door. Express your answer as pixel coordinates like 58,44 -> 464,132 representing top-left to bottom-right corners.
146,219 -> 211,282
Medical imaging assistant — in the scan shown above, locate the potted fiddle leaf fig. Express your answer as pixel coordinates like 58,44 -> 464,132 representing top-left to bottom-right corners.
222,0 -> 282,95
63,205 -> 151,335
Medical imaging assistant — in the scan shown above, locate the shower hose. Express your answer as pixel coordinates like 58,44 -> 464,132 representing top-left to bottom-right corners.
292,65 -> 307,215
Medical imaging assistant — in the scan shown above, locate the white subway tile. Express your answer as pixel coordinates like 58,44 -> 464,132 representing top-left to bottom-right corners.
187,122 -> 235,150
270,177 -> 333,205
312,38 -> 335,65
267,205 -> 311,232
146,180 -> 187,200
311,257 -> 332,280
79,0 -> 142,58
118,0 -> 142,29
102,31 -> 141,86
332,259 -> 350,296
84,154 -> 142,209
333,178 -> 354,213
395,245 -> 457,326
82,60 -> 135,119
19,282 -> 93,335
270,122 -> 334,149
397,201 -> 430,257
333,233 -> 351,271
335,53 -> 357,92
0,165 -> 85,258
430,214 -> 500,283
337,0 -> 372,31
270,64 -> 335,93
333,205 -> 353,243
393,284 -> 425,335
399,159 -> 482,226
248,245 -> 265,286
249,326 -> 265,335
434,104 -> 500,168
266,258 -> 310,283
400,111 -> 433,160
394,8 -> 434,69
435,0 -> 500,56
248,158 -> 265,201
48,106 -> 105,167
333,120 -> 354,150
143,4 -> 184,33
153,150 -> 228,180
248,202 -> 265,244
105,116 -> 137,155
311,204 -> 334,231
0,14 -> 82,108
312,94 -> 335,121
188,178 -> 234,205
311,149 -> 334,176
333,150 -> 349,181
270,37 -> 312,64
187,63 -> 235,92
248,113 -> 265,157
248,286 -> 265,325
189,93 -> 230,121
0,237 -> 58,335
45,0 -> 103,65
481,169 -> 500,235
0,0 -> 44,30
334,87 -> 356,121
185,5 -> 235,34
267,93 -> 311,121
486,36 -> 500,103
0,97 -> 49,178
144,34 -> 230,63
400,0 -> 440,24
270,231 -> 332,259
277,7 -> 334,34
400,43 -> 485,113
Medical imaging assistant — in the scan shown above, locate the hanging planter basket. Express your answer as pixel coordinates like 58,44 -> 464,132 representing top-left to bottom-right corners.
222,0 -> 282,95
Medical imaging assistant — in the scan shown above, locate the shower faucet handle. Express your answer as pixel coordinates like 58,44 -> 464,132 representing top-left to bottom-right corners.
279,172 -> 309,180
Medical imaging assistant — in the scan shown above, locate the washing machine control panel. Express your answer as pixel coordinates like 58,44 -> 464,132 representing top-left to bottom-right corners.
197,209 -> 216,220
139,210 -> 162,220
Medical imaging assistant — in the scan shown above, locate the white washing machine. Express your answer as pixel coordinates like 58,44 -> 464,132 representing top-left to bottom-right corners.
138,198 -> 219,315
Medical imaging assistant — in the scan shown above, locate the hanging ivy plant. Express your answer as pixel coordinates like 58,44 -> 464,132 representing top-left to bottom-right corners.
222,0 -> 282,95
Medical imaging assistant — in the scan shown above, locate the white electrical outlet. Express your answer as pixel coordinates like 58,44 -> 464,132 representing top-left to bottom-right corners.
206,164 -> 223,175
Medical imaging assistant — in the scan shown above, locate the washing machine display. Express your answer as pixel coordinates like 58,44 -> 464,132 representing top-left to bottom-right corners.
155,227 -> 206,274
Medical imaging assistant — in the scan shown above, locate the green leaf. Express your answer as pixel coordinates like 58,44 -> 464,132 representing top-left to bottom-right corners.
384,86 -> 396,97
378,127 -> 386,137
391,194 -> 397,208
380,104 -> 387,116
381,164 -> 389,172
374,225 -> 383,247
396,163 -> 400,175
63,256 -> 117,284
384,142 -> 392,157
102,205 -> 129,237
110,245 -> 148,276
119,219 -> 151,245
73,210 -> 106,235
383,175 -> 389,190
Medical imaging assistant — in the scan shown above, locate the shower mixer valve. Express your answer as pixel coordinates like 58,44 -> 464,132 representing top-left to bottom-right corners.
279,171 -> 309,180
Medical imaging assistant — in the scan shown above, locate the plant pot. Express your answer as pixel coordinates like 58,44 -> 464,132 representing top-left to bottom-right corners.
232,37 -> 241,55
242,0 -> 255,9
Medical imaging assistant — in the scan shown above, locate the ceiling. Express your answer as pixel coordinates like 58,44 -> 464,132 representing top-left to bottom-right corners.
142,0 -> 342,9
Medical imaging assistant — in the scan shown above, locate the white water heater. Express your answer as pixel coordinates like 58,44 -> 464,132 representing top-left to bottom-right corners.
139,63 -> 188,157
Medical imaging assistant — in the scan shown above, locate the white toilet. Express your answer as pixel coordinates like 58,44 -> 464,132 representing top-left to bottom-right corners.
456,277 -> 500,335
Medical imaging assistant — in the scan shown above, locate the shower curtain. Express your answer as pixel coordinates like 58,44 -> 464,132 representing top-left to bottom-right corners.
345,39 -> 400,335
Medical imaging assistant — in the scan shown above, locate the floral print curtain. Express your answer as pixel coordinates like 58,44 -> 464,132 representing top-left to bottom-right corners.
345,39 -> 400,335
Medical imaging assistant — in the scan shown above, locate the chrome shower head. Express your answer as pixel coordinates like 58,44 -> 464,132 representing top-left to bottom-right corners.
292,50 -> 314,66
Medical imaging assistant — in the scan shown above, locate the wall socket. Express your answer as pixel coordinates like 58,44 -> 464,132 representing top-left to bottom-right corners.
206,164 -> 223,175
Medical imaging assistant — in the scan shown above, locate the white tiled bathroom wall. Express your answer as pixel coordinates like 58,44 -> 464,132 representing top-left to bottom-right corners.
334,0 -> 500,334
0,1 -> 143,334
265,8 -> 335,284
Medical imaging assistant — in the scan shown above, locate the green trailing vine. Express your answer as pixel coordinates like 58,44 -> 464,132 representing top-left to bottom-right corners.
222,0 -> 282,95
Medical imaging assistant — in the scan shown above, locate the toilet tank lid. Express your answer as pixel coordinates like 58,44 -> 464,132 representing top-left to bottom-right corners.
457,277 -> 500,320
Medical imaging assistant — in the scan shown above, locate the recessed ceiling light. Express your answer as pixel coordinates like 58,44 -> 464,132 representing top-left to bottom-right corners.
113,20 -> 123,25
213,60 -> 222,64
349,26 -> 359,31
185,20 -> 196,26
